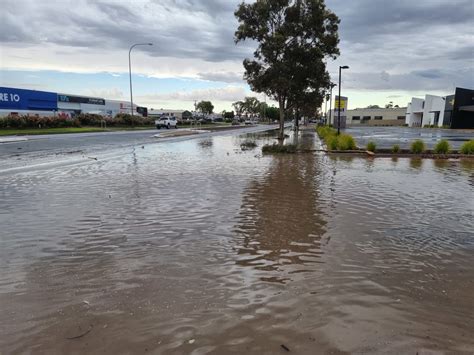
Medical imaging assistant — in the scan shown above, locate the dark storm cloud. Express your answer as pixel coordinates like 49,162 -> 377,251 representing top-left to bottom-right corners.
1,0 -> 472,91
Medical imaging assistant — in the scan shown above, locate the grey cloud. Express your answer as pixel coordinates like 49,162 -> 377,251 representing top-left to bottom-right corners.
344,68 -> 472,92
197,71 -> 243,83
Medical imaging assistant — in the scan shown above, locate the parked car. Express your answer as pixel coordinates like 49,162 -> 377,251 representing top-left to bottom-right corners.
155,116 -> 178,129
244,119 -> 253,125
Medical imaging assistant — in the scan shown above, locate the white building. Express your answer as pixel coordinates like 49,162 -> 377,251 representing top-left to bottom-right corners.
406,95 -> 447,127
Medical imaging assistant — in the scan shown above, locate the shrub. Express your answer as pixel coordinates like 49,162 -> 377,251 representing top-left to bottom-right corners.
316,126 -> 337,139
262,144 -> 297,154
327,136 -> 338,150
392,144 -> 400,153
433,139 -> 450,154
410,139 -> 426,154
240,141 -> 257,149
460,140 -> 474,155
366,141 -> 376,152
338,134 -> 356,150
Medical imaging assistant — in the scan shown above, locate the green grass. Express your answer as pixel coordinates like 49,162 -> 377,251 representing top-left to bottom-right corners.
366,141 -> 376,152
460,140 -> 474,154
433,139 -> 450,154
0,127 -> 108,136
410,139 -> 426,154
392,144 -> 400,153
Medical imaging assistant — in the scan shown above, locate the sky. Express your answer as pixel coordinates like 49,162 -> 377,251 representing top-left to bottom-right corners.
1,0 -> 473,112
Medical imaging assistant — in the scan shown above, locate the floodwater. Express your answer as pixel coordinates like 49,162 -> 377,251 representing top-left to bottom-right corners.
345,126 -> 474,149
1,129 -> 473,354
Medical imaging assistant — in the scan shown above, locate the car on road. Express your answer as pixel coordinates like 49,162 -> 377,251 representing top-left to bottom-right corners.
155,116 -> 178,129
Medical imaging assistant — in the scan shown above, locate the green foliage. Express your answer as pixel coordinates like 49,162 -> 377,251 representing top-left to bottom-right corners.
433,139 -> 450,154
0,115 -> 80,129
338,134 -> 356,150
410,139 -> 426,154
196,100 -> 214,114
316,126 -> 356,150
327,136 -> 338,150
262,144 -> 297,154
316,126 -> 337,139
460,140 -> 474,154
392,144 -> 400,153
366,141 -> 376,152
223,110 -> 235,119
240,141 -> 257,149
234,0 -> 340,137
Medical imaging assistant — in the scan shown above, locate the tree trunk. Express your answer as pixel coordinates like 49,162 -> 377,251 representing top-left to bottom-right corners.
278,97 -> 285,141
295,109 -> 300,132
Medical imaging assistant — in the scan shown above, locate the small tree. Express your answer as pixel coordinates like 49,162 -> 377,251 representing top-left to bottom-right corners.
196,101 -> 214,115
235,0 -> 340,139
232,101 -> 245,118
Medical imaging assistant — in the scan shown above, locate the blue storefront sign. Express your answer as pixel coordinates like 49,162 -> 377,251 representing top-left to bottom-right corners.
0,87 -> 58,111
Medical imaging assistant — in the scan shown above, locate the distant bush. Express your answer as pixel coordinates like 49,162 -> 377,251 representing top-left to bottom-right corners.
338,134 -> 356,150
240,140 -> 257,149
410,139 -> 426,154
433,139 -> 450,154
0,115 -> 80,129
460,140 -> 474,154
392,144 -> 400,153
262,143 -> 297,154
366,141 -> 376,152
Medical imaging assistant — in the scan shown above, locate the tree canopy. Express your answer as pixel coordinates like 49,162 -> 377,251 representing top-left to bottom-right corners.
196,101 -> 214,114
235,0 -> 340,137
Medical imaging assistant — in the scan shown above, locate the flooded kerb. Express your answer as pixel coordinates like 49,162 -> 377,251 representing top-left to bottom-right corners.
1,129 -> 473,354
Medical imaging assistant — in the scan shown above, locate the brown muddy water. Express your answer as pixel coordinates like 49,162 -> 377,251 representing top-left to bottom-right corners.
1,130 -> 473,354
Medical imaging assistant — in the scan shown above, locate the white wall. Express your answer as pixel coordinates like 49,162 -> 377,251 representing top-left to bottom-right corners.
422,95 -> 445,127
406,98 -> 424,127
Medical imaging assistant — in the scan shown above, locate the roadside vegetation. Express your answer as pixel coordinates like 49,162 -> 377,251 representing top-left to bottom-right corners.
367,141 -> 376,152
392,144 -> 400,153
316,126 -> 357,151
410,140 -> 426,154
0,113 -> 155,130
433,139 -> 450,154
460,140 -> 474,154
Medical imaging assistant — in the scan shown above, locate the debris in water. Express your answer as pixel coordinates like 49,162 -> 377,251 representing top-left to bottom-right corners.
188,339 -> 195,344
66,325 -> 93,340
281,344 -> 290,352
82,300 -> 90,306
87,157 -> 98,161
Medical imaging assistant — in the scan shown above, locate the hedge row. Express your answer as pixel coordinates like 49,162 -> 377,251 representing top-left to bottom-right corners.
0,113 -> 155,129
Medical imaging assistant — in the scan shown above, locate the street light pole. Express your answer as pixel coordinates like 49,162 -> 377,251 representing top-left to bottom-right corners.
129,43 -> 153,118
337,65 -> 349,135
328,83 -> 335,126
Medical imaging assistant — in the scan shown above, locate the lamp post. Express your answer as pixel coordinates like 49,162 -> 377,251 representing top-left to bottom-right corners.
337,65 -> 349,135
129,43 -> 153,118
328,83 -> 336,126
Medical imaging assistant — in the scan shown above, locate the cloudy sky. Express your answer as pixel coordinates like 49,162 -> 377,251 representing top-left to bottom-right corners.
1,0 -> 473,112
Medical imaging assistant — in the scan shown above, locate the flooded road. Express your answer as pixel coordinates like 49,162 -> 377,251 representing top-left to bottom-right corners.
1,129 -> 473,354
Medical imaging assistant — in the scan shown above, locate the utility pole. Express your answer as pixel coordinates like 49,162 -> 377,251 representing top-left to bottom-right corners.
129,42 -> 153,124
337,65 -> 349,135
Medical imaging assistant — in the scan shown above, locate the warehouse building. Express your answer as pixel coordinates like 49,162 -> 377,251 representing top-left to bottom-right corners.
328,106 -> 406,126
0,87 -> 147,118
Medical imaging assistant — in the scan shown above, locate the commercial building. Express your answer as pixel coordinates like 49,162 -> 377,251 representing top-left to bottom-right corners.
0,87 -> 147,118
406,88 -> 474,128
0,87 -> 58,117
328,106 -> 406,126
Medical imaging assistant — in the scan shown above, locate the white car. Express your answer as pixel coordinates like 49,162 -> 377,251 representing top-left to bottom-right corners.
155,116 -> 178,129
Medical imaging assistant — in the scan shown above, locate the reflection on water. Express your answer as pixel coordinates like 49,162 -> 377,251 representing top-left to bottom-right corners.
1,130 -> 473,354
234,153 -> 326,283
